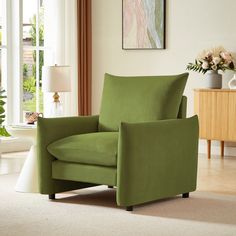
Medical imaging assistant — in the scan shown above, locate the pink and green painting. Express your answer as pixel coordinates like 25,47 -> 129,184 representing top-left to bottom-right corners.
123,0 -> 165,49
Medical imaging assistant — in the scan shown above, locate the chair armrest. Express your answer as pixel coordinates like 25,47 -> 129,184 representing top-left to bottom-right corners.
117,115 -> 199,207
37,115 -> 99,194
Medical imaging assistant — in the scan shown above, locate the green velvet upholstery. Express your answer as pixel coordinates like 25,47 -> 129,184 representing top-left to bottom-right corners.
37,115 -> 99,194
99,73 -> 188,131
178,96 -> 187,118
117,115 -> 199,206
48,132 -> 118,167
37,73 -> 199,209
52,161 -> 117,186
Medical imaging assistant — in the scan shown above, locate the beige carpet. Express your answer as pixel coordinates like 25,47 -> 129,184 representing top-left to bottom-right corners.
0,174 -> 236,236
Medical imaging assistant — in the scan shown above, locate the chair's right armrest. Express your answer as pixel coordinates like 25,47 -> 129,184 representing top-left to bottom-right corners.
117,115 -> 199,207
37,115 -> 99,194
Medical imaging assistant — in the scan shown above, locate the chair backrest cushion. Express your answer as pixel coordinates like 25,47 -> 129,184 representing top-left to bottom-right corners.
99,73 -> 188,131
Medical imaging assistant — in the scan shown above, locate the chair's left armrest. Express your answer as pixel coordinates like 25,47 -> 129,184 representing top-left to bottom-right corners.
37,115 -> 99,143
37,115 -> 99,194
117,115 -> 199,207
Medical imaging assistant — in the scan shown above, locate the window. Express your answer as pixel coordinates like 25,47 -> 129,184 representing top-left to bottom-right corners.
0,0 -> 7,89
22,0 -> 44,116
2,0 -> 74,125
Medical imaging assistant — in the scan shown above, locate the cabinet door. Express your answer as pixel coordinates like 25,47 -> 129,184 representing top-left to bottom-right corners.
195,91 -> 229,141
199,91 -> 213,139
228,93 -> 236,141
194,91 -> 213,139
213,92 -> 229,140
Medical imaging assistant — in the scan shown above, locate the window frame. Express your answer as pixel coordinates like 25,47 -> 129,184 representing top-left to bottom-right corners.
2,0 -> 45,125
0,0 -> 12,124
22,0 -> 45,116
0,0 -> 7,88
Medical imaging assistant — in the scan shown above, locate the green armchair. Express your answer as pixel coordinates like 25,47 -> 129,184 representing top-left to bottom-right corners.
37,73 -> 199,211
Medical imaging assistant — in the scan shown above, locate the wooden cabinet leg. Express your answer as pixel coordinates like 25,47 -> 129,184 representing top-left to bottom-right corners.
207,140 -> 211,159
221,141 -> 224,158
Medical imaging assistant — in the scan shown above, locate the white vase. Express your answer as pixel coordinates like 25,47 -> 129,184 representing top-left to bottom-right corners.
205,70 -> 222,89
228,74 -> 236,89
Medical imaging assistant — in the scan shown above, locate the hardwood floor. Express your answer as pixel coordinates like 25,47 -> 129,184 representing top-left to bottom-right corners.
197,154 -> 236,195
0,152 -> 235,195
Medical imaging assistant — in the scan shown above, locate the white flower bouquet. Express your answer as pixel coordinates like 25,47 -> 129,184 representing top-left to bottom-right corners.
186,46 -> 235,74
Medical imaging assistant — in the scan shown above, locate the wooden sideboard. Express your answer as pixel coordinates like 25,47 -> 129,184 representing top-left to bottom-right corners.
194,89 -> 236,159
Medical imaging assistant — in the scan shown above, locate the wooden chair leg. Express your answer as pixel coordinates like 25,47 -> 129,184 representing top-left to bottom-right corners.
207,140 -> 211,159
221,141 -> 224,158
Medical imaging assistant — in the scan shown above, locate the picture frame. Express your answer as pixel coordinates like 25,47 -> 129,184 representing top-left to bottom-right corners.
122,0 -> 166,50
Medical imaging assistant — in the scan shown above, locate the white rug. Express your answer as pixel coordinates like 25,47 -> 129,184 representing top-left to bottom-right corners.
0,174 -> 236,236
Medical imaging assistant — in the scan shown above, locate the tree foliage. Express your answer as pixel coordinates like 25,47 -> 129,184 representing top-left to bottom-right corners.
29,14 -> 44,82
23,77 -> 36,93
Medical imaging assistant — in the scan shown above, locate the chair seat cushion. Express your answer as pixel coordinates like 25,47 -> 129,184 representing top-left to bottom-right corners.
47,132 -> 118,167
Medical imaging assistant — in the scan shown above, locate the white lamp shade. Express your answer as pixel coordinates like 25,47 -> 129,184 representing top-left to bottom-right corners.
42,65 -> 71,92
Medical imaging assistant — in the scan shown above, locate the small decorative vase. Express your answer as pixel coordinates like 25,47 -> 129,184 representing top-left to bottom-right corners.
205,70 -> 222,89
228,74 -> 236,89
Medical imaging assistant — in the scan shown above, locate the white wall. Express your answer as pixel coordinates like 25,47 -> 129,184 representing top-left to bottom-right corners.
92,0 -> 236,155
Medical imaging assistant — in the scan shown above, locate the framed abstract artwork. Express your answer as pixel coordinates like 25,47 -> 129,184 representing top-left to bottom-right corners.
122,0 -> 166,50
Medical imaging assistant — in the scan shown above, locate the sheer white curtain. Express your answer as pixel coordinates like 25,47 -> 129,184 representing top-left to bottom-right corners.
44,0 -> 78,117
